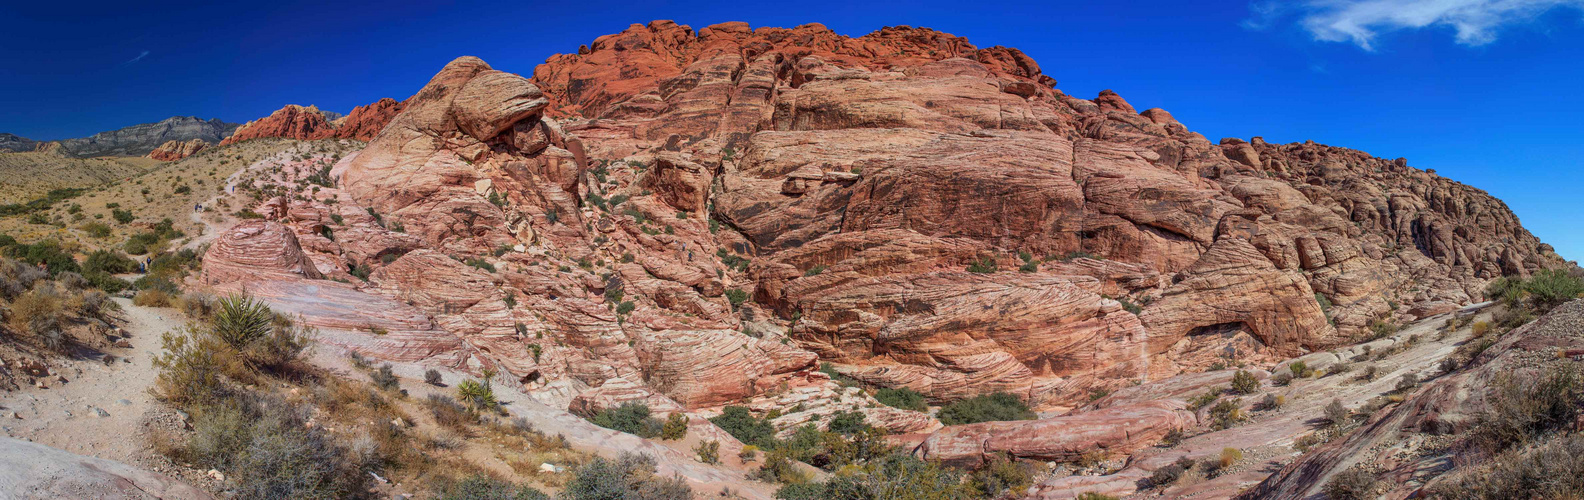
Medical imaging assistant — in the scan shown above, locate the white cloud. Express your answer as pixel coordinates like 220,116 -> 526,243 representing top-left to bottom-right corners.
122,50 -> 150,66
1254,0 -> 1584,50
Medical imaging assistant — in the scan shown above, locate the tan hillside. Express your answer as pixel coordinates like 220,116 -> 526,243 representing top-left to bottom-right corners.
0,151 -> 159,204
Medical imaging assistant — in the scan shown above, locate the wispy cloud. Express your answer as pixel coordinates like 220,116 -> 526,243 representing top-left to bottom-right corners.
122,50 -> 150,66
1248,0 -> 1584,50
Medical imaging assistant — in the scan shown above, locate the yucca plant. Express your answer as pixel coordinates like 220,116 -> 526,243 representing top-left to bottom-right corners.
457,377 -> 498,413
213,294 -> 274,350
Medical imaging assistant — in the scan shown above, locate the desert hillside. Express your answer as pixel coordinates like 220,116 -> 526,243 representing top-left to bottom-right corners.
1,19 -> 1580,500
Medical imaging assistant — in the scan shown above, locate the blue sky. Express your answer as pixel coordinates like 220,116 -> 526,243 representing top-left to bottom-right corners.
1,0 -> 1581,260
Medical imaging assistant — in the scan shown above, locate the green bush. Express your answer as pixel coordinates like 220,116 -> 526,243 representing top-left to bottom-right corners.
966,256 -> 997,273
936,392 -> 1036,425
1474,364 -> 1583,452
661,412 -> 688,440
710,406 -> 777,449
590,402 -> 664,438
725,288 -> 749,308
874,387 -> 928,412
3,240 -> 79,277
434,474 -> 549,500
1230,370 -> 1260,394
969,453 -> 1034,498
794,454 -> 976,499
82,222 -> 112,238
112,208 -> 135,224
563,453 -> 691,500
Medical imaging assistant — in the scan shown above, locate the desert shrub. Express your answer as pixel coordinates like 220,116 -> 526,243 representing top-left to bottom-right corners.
695,440 -> 720,464
370,363 -> 399,391
1324,399 -> 1350,427
463,257 -> 495,273
739,445 -> 759,463
966,256 -> 998,273
424,394 -> 473,429
1521,269 -> 1584,312
936,392 -> 1036,425
1075,494 -> 1119,500
825,410 -> 871,436
1394,372 -> 1420,393
1271,371 -> 1294,387
83,249 -> 137,275
710,406 -> 777,449
0,258 -> 47,300
1369,318 -> 1398,339
1258,393 -> 1285,411
456,378 -> 499,413
3,240 -> 79,277
1289,361 -> 1313,378
1218,447 -> 1243,469
661,412 -> 689,440
725,288 -> 749,308
969,453 -> 1034,498
1473,364 -> 1584,452
152,326 -> 234,404
1210,398 -> 1245,430
434,474 -> 549,500
1471,320 -> 1492,336
179,293 -> 216,320
563,452 -> 691,500
8,288 -> 64,342
591,402 -> 664,438
1230,370 -> 1260,394
181,393 -> 369,499
112,208 -> 135,224
1150,462 -> 1186,487
82,222 -> 113,238
1187,386 -> 1224,411
133,288 -> 173,307
425,369 -> 443,386
874,387 -> 929,412
1434,432 -> 1584,499
757,450 -> 808,485
1324,466 -> 1378,500
797,454 -> 975,499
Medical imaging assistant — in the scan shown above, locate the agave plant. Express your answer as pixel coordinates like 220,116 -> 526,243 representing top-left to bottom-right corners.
213,294 -> 274,350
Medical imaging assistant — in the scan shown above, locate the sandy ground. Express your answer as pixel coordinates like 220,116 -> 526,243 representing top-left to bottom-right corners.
0,297 -> 182,466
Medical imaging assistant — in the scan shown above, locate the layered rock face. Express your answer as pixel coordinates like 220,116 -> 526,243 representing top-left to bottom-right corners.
145,138 -> 209,161
524,20 -> 1564,406
219,98 -> 405,145
55,116 -> 237,157
197,21 -> 1566,457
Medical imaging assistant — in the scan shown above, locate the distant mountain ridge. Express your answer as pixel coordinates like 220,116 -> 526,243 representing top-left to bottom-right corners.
0,116 -> 240,157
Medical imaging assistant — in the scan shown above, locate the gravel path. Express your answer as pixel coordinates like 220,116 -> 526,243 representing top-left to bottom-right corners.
0,297 -> 185,467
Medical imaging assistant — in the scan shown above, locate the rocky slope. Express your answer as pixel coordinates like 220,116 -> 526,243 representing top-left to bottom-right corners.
145,138 -> 209,161
189,20 -> 1570,496
218,98 -> 404,145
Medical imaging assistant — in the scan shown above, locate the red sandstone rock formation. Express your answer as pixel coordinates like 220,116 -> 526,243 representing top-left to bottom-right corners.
219,98 -> 405,145
145,138 -> 207,161
193,22 -> 1571,482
